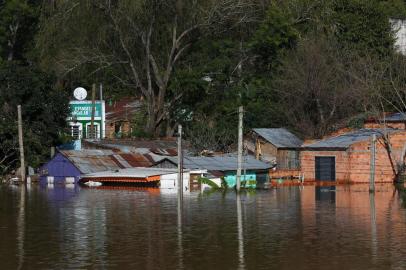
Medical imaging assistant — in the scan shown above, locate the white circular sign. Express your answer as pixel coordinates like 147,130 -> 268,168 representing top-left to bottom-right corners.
73,87 -> 87,100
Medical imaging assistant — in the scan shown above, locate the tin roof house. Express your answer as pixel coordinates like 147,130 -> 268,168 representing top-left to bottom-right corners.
39,149 -> 154,184
245,128 -> 303,169
301,128 -> 406,183
153,155 -> 271,188
80,167 -> 191,191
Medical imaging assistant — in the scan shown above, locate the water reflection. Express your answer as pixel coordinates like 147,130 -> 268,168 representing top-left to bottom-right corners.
236,193 -> 245,270
369,192 -> 377,260
2,184 -> 406,269
315,186 -> 336,203
177,191 -> 184,270
17,184 -> 25,270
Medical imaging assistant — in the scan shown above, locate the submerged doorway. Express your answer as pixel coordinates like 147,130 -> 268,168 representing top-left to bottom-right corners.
315,156 -> 336,181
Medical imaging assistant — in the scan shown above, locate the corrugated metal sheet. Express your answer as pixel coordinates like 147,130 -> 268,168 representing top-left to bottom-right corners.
60,150 -> 154,174
162,154 -> 271,171
382,112 -> 406,122
303,129 -> 401,150
119,153 -> 155,167
253,128 -> 303,148
112,154 -> 132,168
105,98 -> 142,122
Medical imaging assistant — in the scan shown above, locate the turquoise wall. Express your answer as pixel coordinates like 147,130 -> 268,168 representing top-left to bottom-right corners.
224,171 -> 257,188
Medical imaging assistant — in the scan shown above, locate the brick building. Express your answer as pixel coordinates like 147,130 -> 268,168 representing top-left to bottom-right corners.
364,112 -> 406,129
301,129 -> 406,183
105,98 -> 142,138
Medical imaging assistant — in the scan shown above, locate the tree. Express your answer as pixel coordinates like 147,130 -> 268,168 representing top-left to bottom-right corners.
273,37 -> 366,137
0,63 -> 69,176
37,0 -> 258,137
332,0 -> 395,57
249,3 -> 298,72
0,0 -> 39,62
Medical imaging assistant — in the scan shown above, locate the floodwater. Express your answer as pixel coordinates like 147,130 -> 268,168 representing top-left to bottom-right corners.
1,184 -> 406,270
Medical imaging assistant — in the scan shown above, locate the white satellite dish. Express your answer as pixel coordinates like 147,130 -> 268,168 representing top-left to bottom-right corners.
73,87 -> 87,101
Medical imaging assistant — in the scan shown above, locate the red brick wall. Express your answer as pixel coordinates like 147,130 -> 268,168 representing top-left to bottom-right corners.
364,122 -> 405,129
301,131 -> 406,183
301,150 -> 350,182
269,169 -> 301,179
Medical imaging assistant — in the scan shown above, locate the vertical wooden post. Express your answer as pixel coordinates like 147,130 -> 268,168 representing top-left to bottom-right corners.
370,134 -> 376,193
90,83 -> 96,139
99,83 -> 104,139
99,83 -> 103,100
236,106 -> 243,192
17,105 -> 25,182
177,125 -> 183,197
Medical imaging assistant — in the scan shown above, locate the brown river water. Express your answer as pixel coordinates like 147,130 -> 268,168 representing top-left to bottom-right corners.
1,183 -> 406,270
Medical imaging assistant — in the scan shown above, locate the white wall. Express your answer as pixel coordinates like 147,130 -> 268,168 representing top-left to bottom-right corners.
201,178 -> 222,192
391,19 -> 406,55
160,172 -> 190,192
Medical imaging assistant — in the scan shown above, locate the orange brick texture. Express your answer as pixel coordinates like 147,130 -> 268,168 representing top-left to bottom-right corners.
300,132 -> 406,183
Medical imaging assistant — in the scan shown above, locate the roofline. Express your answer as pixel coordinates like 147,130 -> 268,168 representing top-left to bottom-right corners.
301,147 -> 348,151
277,147 -> 302,150
251,128 -> 303,148
302,128 -> 405,150
365,119 -> 406,123
56,150 -> 84,173
154,157 -> 177,166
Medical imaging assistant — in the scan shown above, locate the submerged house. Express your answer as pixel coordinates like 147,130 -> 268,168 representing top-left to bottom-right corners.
39,149 -> 154,184
301,129 -> 406,183
80,167 -> 191,191
245,128 -> 303,169
83,137 -> 181,158
153,155 -> 271,188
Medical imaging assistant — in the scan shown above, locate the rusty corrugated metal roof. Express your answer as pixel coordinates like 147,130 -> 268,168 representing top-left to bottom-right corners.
119,153 -> 154,167
60,149 -> 154,174
105,98 -> 142,122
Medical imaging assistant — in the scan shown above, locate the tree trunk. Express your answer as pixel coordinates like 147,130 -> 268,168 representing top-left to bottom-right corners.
145,106 -> 157,136
144,96 -> 165,137
165,120 -> 176,137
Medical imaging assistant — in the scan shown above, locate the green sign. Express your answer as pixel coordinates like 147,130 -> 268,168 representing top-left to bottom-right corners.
69,102 -> 102,118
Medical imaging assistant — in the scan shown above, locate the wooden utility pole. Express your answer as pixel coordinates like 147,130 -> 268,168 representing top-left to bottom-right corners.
99,83 -> 104,139
17,105 -> 25,182
370,134 -> 376,193
177,124 -> 183,197
236,106 -> 243,192
99,83 -> 103,100
90,83 -> 96,139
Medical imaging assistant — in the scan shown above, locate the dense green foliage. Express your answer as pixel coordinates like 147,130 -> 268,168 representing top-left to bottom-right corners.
2,0 -> 406,175
0,63 -> 69,175
0,0 -> 40,62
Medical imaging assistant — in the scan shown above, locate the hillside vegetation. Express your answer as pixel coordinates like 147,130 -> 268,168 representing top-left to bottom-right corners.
1,0 -> 406,174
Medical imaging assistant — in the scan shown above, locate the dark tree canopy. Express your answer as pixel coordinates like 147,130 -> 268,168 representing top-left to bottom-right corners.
0,63 -> 69,175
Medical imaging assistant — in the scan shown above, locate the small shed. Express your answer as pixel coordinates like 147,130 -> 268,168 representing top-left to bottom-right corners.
39,149 -> 154,184
301,129 -> 406,183
153,155 -> 271,188
245,128 -> 303,169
